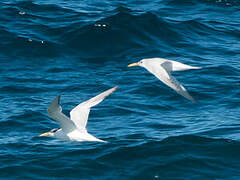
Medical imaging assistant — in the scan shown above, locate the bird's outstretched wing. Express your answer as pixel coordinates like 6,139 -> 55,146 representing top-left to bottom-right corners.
47,96 -> 76,133
145,62 -> 196,102
70,86 -> 118,130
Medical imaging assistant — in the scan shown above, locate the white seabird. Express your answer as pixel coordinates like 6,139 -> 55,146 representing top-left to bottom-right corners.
40,86 -> 118,142
128,58 -> 201,102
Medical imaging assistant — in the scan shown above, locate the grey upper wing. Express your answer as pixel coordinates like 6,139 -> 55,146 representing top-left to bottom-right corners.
47,96 -> 76,133
145,62 -> 196,102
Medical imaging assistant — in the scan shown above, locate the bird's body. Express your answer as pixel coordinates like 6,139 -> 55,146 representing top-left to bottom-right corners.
53,128 -> 105,142
40,86 -> 118,142
128,58 -> 201,102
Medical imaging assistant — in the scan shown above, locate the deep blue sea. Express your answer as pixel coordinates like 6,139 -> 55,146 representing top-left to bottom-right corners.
1,0 -> 240,179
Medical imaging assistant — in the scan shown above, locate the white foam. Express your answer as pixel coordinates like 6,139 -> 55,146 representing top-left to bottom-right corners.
19,11 -> 26,15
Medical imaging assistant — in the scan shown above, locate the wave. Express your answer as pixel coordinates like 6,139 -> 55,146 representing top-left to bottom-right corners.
1,2 -> 238,59
0,135 -> 235,179
166,0 -> 240,6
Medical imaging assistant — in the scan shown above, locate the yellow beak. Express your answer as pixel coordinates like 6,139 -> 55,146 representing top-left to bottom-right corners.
39,132 -> 51,137
128,62 -> 139,67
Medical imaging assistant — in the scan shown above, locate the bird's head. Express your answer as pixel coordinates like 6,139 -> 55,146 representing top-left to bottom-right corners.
128,59 -> 146,68
39,128 -> 60,137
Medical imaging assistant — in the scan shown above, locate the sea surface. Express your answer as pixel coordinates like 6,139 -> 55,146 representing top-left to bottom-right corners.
1,0 -> 240,179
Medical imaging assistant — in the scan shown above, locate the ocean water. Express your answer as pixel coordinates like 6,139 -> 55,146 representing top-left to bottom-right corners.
1,0 -> 240,179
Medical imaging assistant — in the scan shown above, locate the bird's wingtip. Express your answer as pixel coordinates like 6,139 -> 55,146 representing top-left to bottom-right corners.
108,86 -> 119,95
53,95 -> 61,105
47,95 -> 62,114
187,94 -> 198,103
113,86 -> 119,90
190,98 -> 197,103
56,95 -> 61,103
108,86 -> 119,93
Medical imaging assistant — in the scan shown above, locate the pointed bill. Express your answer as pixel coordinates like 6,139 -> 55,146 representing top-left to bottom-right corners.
39,132 -> 51,137
128,62 -> 139,67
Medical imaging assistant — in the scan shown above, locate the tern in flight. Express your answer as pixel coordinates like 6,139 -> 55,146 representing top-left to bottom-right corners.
40,86 -> 118,142
128,58 -> 201,102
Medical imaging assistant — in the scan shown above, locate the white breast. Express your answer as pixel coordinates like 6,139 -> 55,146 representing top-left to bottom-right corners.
54,129 -> 105,142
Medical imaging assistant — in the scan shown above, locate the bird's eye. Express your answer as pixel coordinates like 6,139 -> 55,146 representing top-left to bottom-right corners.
140,61 -> 143,64
51,128 -> 59,133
